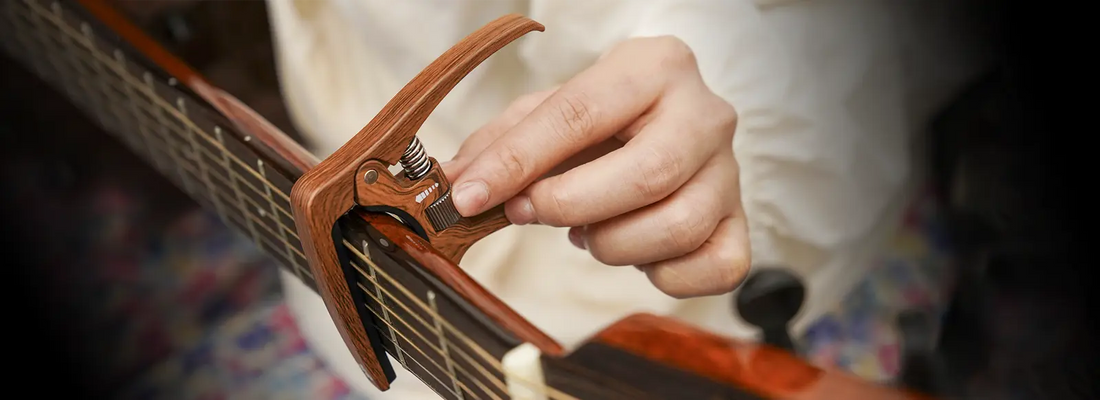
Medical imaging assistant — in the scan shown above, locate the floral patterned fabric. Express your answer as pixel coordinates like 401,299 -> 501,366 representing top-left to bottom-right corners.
42,174 -> 953,399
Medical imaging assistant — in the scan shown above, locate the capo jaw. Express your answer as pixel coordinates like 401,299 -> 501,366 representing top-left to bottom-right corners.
289,14 -> 545,390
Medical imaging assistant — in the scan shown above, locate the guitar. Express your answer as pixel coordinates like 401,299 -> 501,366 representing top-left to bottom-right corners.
0,1 -> 933,399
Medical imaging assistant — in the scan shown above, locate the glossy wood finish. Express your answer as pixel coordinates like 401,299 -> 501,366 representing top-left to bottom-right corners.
1,1 -> 938,398
563,313 -> 933,400
288,14 -> 543,389
355,161 -> 512,262
360,212 -> 563,356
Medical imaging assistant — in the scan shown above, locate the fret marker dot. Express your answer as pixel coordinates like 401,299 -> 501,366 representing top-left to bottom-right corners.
379,238 -> 390,247
168,77 -> 178,86
258,208 -> 266,217
244,135 -> 252,142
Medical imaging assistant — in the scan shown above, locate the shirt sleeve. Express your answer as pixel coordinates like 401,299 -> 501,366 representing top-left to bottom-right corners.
515,0 -> 918,281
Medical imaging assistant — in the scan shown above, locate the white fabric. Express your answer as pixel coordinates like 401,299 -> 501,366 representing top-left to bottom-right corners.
264,0 -> 989,398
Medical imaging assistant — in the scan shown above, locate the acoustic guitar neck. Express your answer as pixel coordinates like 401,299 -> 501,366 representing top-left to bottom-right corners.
0,1 -> 931,399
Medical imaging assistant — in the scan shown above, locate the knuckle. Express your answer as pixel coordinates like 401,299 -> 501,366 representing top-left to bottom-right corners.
710,97 -> 739,136
495,142 -> 531,181
553,91 -> 598,140
650,35 -> 698,71
635,145 -> 683,199
712,242 -> 751,292
532,183 -> 574,226
586,233 -> 625,266
609,36 -> 697,75
645,266 -> 697,299
663,204 -> 706,255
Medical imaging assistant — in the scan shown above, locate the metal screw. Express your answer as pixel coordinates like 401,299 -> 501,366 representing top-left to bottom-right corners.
363,169 -> 378,184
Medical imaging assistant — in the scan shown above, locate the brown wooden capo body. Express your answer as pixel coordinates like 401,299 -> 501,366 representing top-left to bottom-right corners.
289,14 -> 544,390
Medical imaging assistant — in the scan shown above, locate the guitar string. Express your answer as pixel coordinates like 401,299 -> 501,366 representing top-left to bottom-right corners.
6,4 -> 499,399
10,2 -> 578,399
12,8 -> 576,397
11,11 -> 510,400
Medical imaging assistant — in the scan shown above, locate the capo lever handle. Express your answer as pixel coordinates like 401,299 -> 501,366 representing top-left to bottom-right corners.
289,14 -> 545,391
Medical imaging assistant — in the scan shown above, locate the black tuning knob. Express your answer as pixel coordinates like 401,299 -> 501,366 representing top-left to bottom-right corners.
735,267 -> 805,354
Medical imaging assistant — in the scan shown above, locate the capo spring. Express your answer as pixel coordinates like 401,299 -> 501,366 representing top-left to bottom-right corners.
400,136 -> 432,180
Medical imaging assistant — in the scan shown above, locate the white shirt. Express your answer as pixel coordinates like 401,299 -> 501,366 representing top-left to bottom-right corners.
264,0 -> 989,398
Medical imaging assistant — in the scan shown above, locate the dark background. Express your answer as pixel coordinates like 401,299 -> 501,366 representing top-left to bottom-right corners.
1,0 -> 1096,398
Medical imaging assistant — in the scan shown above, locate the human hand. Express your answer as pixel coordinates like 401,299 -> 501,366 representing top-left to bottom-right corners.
441,36 -> 750,298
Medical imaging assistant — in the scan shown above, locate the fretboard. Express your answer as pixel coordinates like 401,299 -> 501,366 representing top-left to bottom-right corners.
0,1 -> 569,399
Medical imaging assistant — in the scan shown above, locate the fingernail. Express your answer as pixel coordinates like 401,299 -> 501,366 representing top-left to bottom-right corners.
506,195 -> 537,225
452,181 -> 489,216
568,227 -> 587,250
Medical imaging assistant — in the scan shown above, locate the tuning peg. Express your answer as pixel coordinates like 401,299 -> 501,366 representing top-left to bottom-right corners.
734,267 -> 805,354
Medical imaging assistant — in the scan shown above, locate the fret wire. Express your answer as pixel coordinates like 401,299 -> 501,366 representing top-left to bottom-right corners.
84,25 -> 147,164
434,290 -> 468,400
351,264 -> 506,384
30,0 -> 304,240
359,291 -> 491,400
23,5 -> 497,384
14,5 -> 63,98
145,70 -> 202,198
352,255 -> 572,400
176,97 -> 237,228
367,324 -> 465,400
343,259 -> 522,397
342,242 -> 506,372
364,242 -> 410,371
15,0 -> 492,392
345,249 -> 578,400
367,323 -> 492,400
13,3 -> 579,399
114,49 -> 172,176
28,0 -> 294,205
358,283 -> 506,400
215,126 -> 265,249
353,276 -> 508,399
258,159 -> 309,279
30,4 -> 315,282
28,9 -> 312,262
44,4 -> 104,128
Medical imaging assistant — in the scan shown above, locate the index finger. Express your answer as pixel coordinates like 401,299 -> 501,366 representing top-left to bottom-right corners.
450,49 -> 669,217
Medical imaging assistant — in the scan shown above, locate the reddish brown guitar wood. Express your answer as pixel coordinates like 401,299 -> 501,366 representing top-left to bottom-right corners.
76,0 -> 319,175
587,313 -> 932,400
354,160 -> 512,262
289,14 -> 544,389
360,212 -> 563,356
21,2 -> 941,398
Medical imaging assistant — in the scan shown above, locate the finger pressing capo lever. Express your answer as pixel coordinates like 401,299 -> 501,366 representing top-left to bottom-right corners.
355,134 -> 513,262
289,14 -> 544,390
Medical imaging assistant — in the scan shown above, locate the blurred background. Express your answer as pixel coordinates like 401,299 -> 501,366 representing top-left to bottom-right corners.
0,1 -> 1095,399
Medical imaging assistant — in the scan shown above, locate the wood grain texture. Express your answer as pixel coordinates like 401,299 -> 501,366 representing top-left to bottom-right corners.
355,159 -> 511,262
290,13 -> 544,390
359,212 -> 564,357
36,3 -> 943,398
582,313 -> 933,400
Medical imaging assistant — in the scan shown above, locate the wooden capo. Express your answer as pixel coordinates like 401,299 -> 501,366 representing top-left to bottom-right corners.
288,14 -> 544,390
